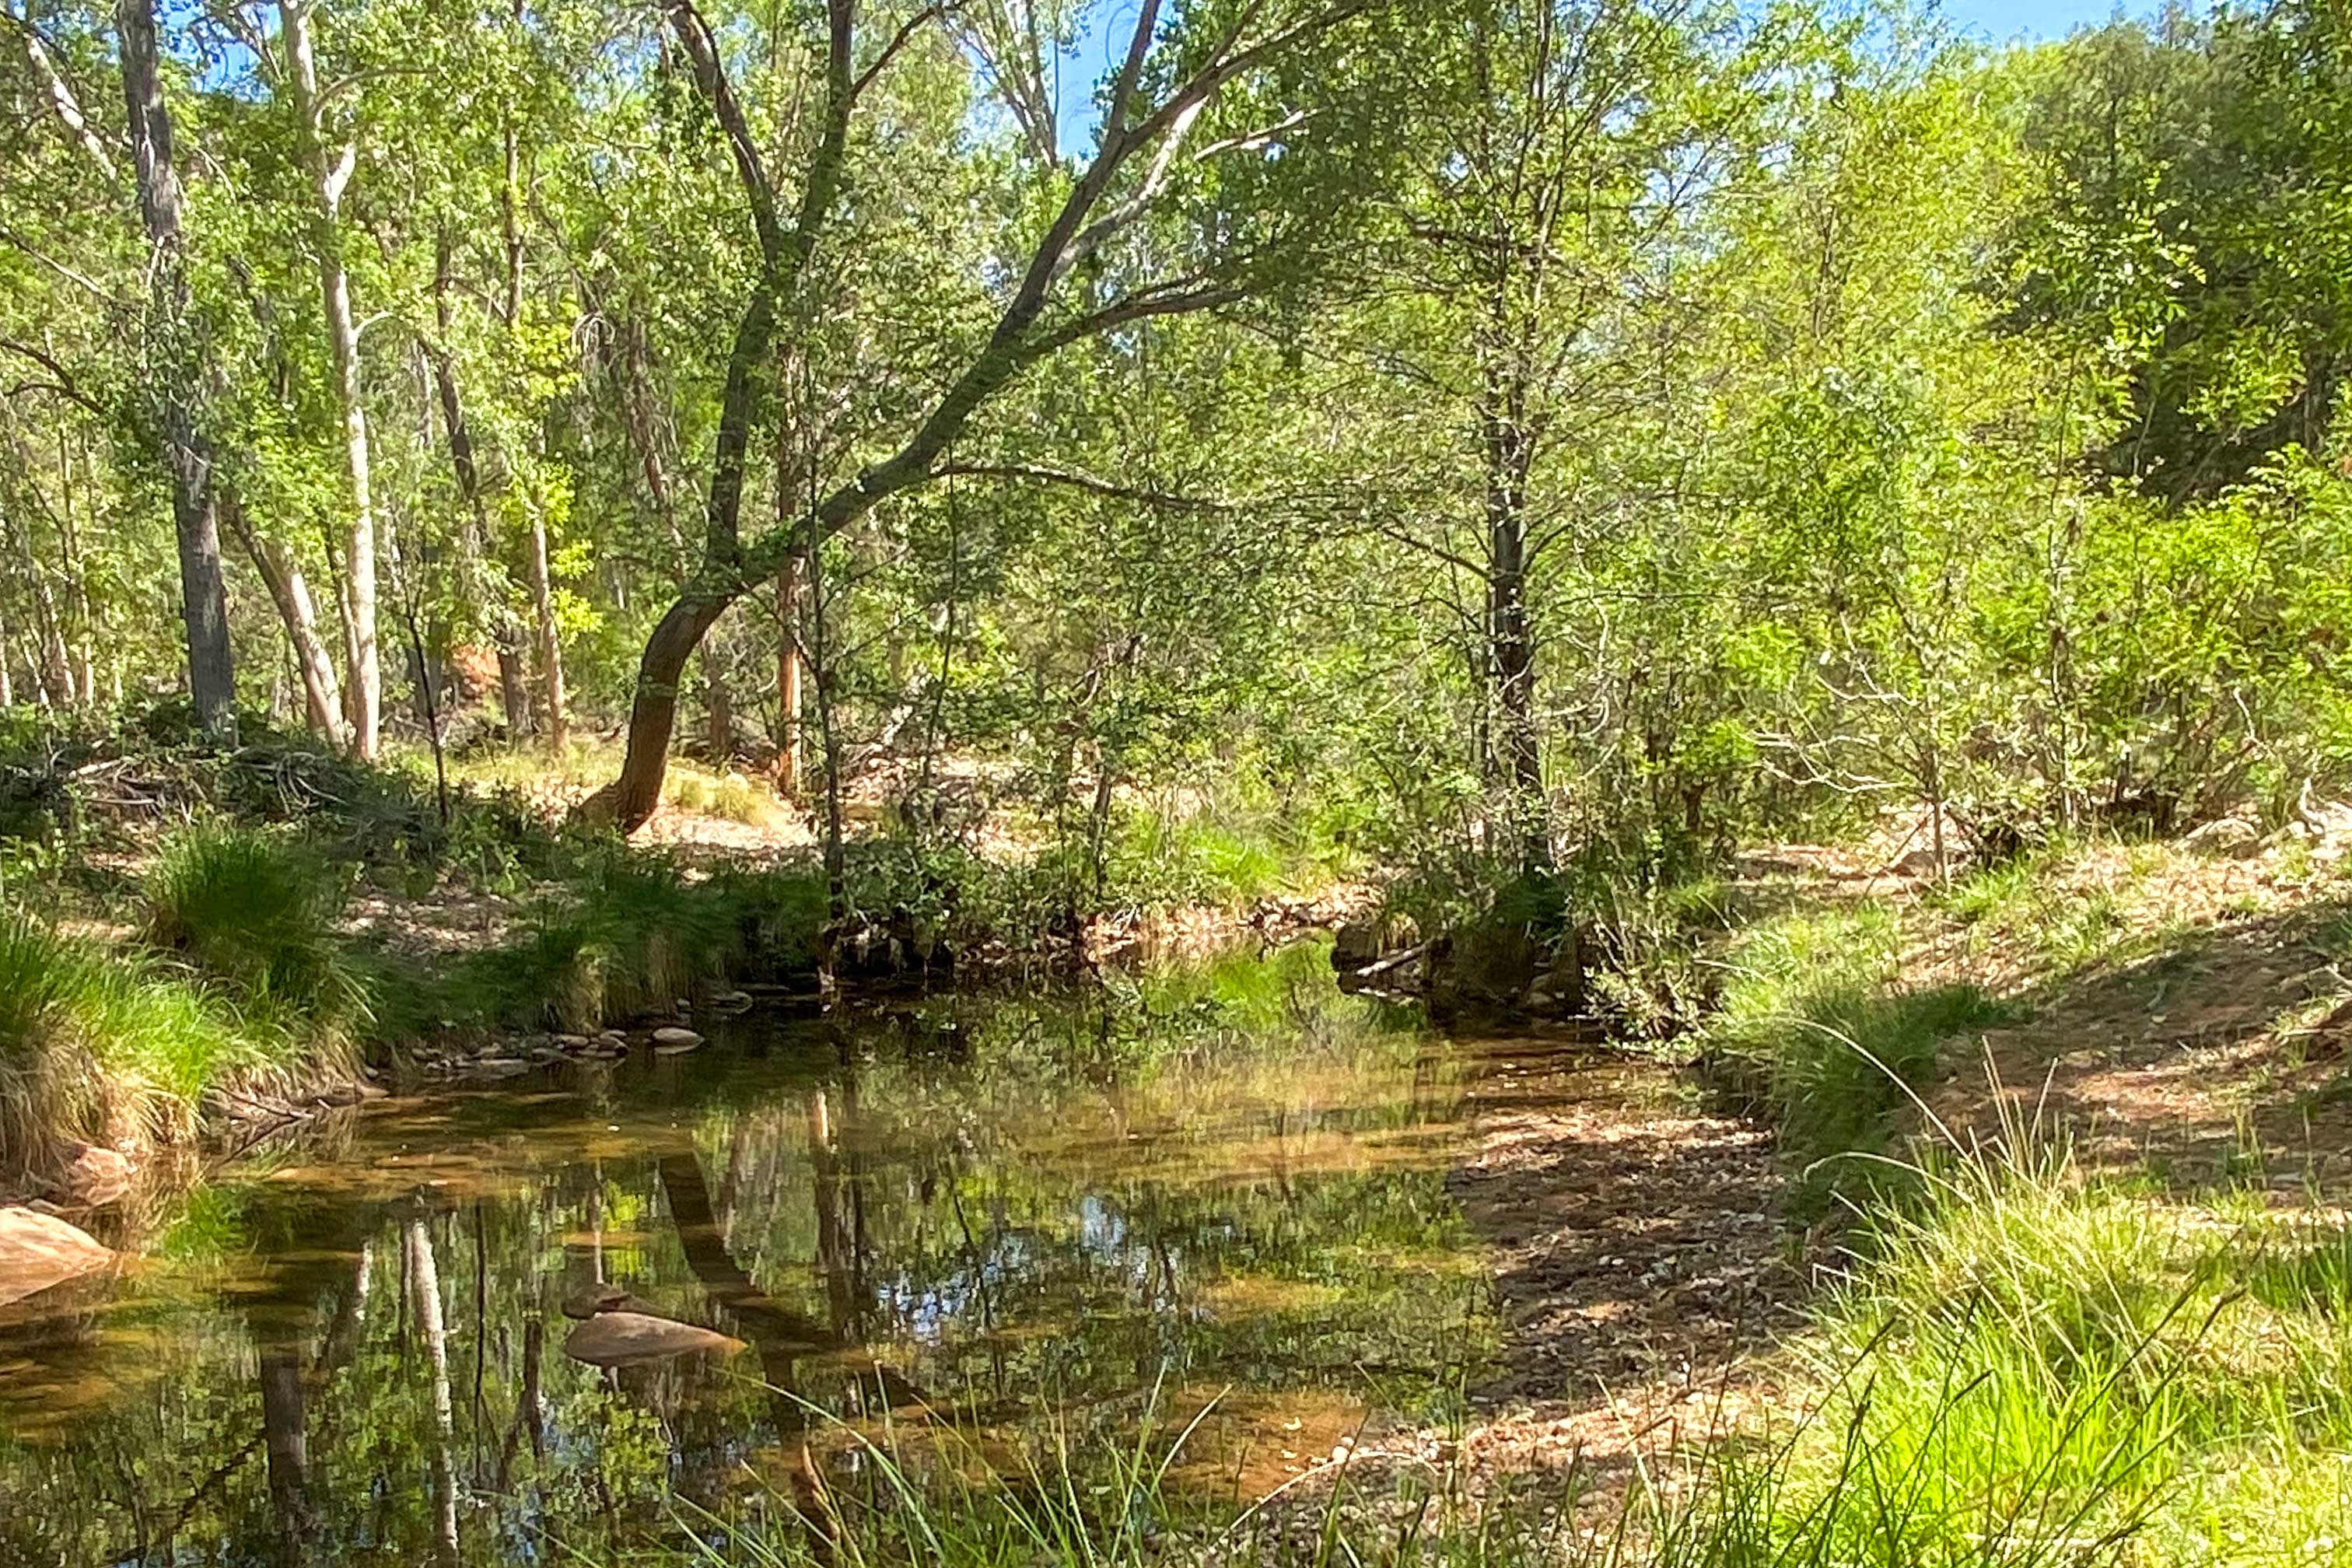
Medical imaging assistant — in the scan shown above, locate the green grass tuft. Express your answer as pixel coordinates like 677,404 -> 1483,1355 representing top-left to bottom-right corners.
145,822 -> 372,1056
439,845 -> 828,1033
0,911 -> 285,1174
1703,905 -> 2008,1207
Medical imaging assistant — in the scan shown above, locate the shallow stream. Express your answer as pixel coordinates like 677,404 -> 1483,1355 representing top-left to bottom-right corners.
0,943 -> 1512,1566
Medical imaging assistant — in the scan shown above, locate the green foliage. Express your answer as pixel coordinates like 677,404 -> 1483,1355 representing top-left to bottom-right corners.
440,844 -> 829,1033
1769,1147 -> 2352,1566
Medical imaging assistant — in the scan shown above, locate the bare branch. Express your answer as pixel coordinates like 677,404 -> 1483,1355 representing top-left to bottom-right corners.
9,10 -> 117,176
0,338 -> 105,417
663,0 -> 783,257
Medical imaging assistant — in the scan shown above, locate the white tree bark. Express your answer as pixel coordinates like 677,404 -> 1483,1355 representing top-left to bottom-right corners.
280,0 -> 380,758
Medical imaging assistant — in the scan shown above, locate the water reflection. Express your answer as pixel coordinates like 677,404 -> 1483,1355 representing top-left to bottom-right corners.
0,943 -> 1494,1565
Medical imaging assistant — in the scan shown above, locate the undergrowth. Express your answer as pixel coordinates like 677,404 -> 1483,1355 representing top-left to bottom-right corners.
145,822 -> 373,1056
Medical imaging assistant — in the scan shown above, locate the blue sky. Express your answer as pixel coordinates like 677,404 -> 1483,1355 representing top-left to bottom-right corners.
1947,0 -> 2126,40
1049,0 -> 2137,153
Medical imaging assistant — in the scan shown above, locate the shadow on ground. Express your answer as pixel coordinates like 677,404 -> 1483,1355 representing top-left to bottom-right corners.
1941,888 -> 2352,1188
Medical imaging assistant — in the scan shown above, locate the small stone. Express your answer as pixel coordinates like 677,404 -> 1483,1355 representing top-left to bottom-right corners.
563,1311 -> 744,1369
652,1027 -> 705,1055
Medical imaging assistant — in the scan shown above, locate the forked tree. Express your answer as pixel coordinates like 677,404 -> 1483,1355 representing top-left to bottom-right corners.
583,0 -> 1371,830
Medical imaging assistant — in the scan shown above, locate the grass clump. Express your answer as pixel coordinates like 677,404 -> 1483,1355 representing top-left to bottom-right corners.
144,822 -> 372,1055
445,845 -> 828,1033
1753,1139 -> 2352,1566
1931,838 -> 2143,976
667,764 -> 789,828
0,912 -> 278,1174
1703,905 -> 2007,1205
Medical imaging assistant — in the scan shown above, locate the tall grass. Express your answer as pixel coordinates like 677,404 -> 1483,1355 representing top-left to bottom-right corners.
1758,1122 -> 2352,1566
1702,905 -> 2007,1207
0,912 -> 280,1174
444,846 -> 829,1032
145,822 -> 372,1059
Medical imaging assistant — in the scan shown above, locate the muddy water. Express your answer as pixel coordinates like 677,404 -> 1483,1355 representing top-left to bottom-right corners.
0,943 -> 1502,1566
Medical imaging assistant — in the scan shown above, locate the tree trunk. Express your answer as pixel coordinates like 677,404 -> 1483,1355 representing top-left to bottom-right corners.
117,0 -> 236,734
224,491 -> 346,744
26,563 -> 74,706
57,436 -> 97,704
429,233 -> 529,737
405,1218 -> 461,1567
281,0 -> 380,758
524,499 -> 565,754
0,600 -> 13,707
704,646 -> 733,761
1482,357 -> 1548,877
776,555 -> 804,799
257,1347 -> 312,1550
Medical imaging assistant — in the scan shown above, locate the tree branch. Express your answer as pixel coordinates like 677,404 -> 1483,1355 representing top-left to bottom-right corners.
0,338 -> 105,416
849,2 -> 946,107
936,461 -> 1234,511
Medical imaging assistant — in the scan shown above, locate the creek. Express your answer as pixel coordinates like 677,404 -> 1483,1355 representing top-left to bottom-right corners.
0,942 -> 1527,1565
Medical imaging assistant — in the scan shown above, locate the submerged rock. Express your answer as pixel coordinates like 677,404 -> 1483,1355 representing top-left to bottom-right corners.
563,1310 -> 744,1369
0,1206 -> 114,1307
652,1027 -> 705,1054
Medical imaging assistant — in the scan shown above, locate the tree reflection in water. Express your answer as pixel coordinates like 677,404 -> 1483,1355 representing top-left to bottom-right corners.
0,943 -> 1493,1565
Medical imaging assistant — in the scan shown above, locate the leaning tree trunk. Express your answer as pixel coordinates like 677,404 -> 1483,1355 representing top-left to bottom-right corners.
281,0 -> 380,758
224,491 -> 346,744
117,0 -> 236,733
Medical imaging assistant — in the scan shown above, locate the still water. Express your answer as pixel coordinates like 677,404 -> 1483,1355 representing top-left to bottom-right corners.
0,943 -> 1499,1566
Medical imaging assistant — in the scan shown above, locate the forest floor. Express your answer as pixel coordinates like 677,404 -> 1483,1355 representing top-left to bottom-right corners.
1412,816 -> 2352,1510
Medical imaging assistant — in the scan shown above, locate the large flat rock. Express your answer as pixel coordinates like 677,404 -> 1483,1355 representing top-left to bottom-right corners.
0,1207 -> 114,1307
562,1311 -> 744,1370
